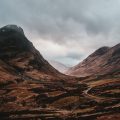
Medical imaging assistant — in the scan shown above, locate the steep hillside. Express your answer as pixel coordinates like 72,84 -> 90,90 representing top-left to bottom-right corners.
0,25 -> 66,80
67,44 -> 120,77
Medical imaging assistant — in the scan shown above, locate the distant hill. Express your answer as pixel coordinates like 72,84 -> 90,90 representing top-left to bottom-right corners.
49,60 -> 69,73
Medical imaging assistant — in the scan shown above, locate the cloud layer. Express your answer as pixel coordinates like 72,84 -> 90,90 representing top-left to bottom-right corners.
0,0 -> 120,66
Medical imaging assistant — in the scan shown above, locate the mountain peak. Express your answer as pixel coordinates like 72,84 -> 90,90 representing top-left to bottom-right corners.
0,24 -> 24,35
0,25 -> 32,59
91,46 -> 110,56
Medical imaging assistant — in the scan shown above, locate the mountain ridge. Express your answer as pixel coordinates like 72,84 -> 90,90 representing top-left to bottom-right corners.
66,43 -> 120,77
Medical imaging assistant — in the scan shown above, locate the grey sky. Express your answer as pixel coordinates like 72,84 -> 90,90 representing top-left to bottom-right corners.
0,0 -> 120,66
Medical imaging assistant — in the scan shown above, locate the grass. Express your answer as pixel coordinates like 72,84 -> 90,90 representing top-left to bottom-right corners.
50,96 -> 80,108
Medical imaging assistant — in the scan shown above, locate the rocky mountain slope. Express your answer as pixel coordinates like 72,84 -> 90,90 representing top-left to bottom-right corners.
49,60 -> 69,73
66,44 -> 120,77
0,25 -> 119,120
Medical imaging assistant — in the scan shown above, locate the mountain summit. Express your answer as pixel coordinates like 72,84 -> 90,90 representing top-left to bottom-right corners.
0,25 -> 32,58
0,25 -> 24,35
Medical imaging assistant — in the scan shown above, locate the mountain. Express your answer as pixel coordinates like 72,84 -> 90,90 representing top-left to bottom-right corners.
66,44 -> 120,77
0,25 -> 66,81
48,60 -> 69,73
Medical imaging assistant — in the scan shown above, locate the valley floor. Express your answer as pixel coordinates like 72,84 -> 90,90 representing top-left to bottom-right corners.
0,73 -> 120,120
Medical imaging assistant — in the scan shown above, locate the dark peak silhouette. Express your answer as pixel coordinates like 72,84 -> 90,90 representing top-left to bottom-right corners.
0,25 -> 66,79
0,25 -> 32,58
0,25 -> 24,35
0,24 -> 37,54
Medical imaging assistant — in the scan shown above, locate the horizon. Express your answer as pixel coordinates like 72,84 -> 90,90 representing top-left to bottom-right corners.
0,0 -> 120,66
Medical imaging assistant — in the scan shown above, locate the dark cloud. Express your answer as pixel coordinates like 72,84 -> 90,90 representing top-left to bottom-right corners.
0,0 -> 120,65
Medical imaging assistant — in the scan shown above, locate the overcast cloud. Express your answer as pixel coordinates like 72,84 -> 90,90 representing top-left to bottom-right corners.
0,0 -> 120,66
